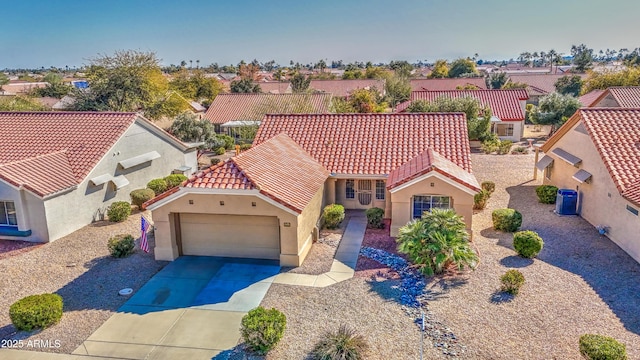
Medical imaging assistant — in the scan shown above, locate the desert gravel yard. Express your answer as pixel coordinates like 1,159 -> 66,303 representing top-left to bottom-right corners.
0,211 -> 165,354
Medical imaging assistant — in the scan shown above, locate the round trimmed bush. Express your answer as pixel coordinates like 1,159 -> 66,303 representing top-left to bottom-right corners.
312,324 -> 369,360
474,190 -> 490,210
536,185 -> 558,204
164,174 -> 187,188
107,201 -> 131,222
10,294 -> 63,331
323,204 -> 345,229
492,208 -> 522,232
579,334 -> 627,360
215,146 -> 226,155
130,189 -> 155,210
240,307 -> 286,355
211,158 -> 221,166
365,207 -> 384,229
108,234 -> 136,258
513,230 -> 544,258
501,269 -> 525,295
481,181 -> 495,195
147,178 -> 168,195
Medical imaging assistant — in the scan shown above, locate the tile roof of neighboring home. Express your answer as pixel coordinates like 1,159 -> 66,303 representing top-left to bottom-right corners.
410,78 -> 487,92
309,79 -> 385,97
579,90 -> 605,107
396,89 -> 529,121
0,112 -> 139,196
203,93 -> 333,125
256,82 -> 291,94
165,134 -> 329,213
508,74 -> 587,96
387,148 -> 480,192
254,113 -> 473,175
591,87 -> 640,108
0,82 -> 48,95
542,108 -> 640,205
33,97 -> 61,108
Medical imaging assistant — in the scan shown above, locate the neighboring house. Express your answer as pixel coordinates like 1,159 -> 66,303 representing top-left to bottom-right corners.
579,90 -> 606,107
587,87 -> 640,108
255,81 -> 292,94
0,82 -> 48,95
0,112 -> 197,243
146,113 -> 480,266
396,89 -> 529,141
507,74 -> 587,104
202,93 -> 333,134
409,78 -> 487,92
538,108 -> 640,263
309,79 -> 385,97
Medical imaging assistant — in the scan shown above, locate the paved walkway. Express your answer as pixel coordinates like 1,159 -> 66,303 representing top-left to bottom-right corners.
273,213 -> 367,287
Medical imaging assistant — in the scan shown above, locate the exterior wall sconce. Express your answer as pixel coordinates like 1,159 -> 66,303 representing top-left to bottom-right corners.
219,201 -> 224,206
430,183 -> 435,187
252,202 -> 256,207
283,222 -> 291,227
188,200 -> 194,205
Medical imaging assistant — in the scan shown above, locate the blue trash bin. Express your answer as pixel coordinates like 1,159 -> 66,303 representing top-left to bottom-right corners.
556,189 -> 578,215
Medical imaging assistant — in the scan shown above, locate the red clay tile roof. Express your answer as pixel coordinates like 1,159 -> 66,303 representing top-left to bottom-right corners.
595,87 -> 640,108
309,79 -> 385,97
254,113 -> 473,175
176,133 -> 328,213
0,112 -> 139,197
543,108 -> 640,205
508,74 -> 587,95
203,93 -> 332,125
579,90 -> 605,107
410,78 -> 487,92
397,89 -> 529,121
387,148 -> 480,192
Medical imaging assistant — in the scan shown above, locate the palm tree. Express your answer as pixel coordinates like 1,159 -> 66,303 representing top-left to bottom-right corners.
196,60 -> 200,69
189,60 -> 193,69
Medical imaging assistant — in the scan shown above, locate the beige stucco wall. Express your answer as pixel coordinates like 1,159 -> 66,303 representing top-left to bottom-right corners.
389,175 -> 474,237
334,178 -> 387,211
150,188 -> 323,267
593,94 -> 619,107
0,182 -> 48,242
8,120 -> 196,243
543,120 -> 640,263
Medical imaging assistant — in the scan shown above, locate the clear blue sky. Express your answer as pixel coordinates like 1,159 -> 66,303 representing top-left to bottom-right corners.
1,0 -> 638,69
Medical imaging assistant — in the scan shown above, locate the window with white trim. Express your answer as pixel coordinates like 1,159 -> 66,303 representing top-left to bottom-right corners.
412,195 -> 451,219
545,163 -> 553,180
375,180 -> 385,200
0,201 -> 17,226
346,179 -> 355,199
497,123 -> 514,137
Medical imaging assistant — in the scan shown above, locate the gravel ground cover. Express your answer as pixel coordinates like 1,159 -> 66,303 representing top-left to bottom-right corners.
0,211 -> 166,354
0,240 -> 42,260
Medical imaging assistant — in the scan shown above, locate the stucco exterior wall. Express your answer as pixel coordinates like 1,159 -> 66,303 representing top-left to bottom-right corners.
497,120 -> 524,142
22,120 -> 196,243
543,120 -> 640,263
593,94 -> 619,107
150,191 -> 306,266
0,182 -> 48,242
291,186 -> 325,266
334,178 -> 387,210
389,174 -> 474,237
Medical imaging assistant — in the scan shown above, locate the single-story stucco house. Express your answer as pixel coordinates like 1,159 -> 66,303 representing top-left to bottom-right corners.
146,113 -> 480,266
537,108 -> 640,263
0,111 -> 197,243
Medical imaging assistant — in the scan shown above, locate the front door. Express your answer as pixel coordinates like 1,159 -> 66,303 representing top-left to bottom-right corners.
357,180 -> 372,208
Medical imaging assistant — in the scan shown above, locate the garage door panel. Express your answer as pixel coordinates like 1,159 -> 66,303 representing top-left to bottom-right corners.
180,214 -> 280,260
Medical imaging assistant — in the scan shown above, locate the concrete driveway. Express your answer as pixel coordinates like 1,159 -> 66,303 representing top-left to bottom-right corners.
73,256 -> 280,359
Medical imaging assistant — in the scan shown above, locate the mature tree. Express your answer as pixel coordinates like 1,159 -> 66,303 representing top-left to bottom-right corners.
348,88 -> 386,113
230,78 -> 261,93
342,69 -> 364,79
486,72 -> 508,89
364,66 -> 387,79
0,72 -> 9,91
290,72 -> 311,93
31,72 -> 72,98
384,74 -> 411,109
571,44 -> 594,73
315,59 -> 327,73
502,81 -> 529,89
167,111 -> 224,150
428,60 -> 449,78
554,75 -> 583,97
72,50 -> 168,113
623,48 -> 640,66
0,96 -> 48,111
406,96 -> 491,140
238,63 -> 262,81
169,69 -> 223,102
583,67 -> 640,93
145,92 -> 191,120
389,60 -> 413,78
448,58 -> 478,78
329,97 -> 354,113
530,92 -> 581,131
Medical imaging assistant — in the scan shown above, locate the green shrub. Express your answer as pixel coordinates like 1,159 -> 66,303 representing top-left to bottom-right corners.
397,209 -> 478,276
365,207 -> 385,229
164,174 -> 187,188
312,324 -> 369,360
513,230 -> 544,258
497,140 -> 513,155
211,158 -> 221,166
216,134 -> 235,149
147,178 -> 168,195
481,181 -> 495,195
492,208 -> 522,232
240,307 -> 286,355
240,143 -> 252,151
107,201 -> 131,222
130,189 -> 155,210
474,190 -> 490,210
579,334 -> 627,360
9,294 -> 63,331
323,204 -> 345,229
108,234 -> 136,258
215,146 -> 226,155
481,139 -> 500,154
536,185 -> 558,204
511,146 -> 528,154
500,269 -> 525,295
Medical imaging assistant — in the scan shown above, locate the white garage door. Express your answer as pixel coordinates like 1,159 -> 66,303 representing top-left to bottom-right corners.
180,214 -> 280,260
